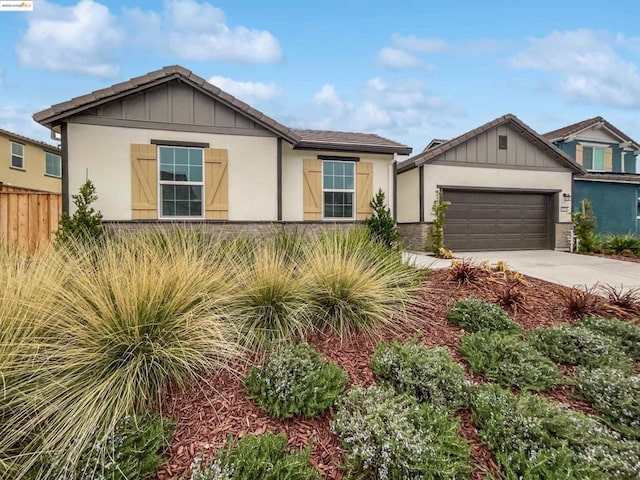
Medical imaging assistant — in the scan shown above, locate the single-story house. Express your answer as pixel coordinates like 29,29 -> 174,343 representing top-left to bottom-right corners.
33,65 -> 411,236
543,116 -> 640,236
396,114 -> 585,251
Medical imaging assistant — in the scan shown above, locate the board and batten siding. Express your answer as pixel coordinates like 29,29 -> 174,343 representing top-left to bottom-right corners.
432,124 -> 566,170
281,142 -> 394,222
66,123 -> 277,221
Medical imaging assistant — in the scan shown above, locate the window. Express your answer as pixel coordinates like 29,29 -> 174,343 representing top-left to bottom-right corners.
498,135 -> 508,150
582,146 -> 606,171
45,152 -> 62,177
323,160 -> 355,219
11,142 -> 24,169
158,146 -> 203,218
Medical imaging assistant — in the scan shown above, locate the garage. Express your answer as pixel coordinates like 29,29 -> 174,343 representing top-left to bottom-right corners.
443,189 -> 554,251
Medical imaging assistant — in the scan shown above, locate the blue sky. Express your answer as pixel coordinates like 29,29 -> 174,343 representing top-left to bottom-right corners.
1,0 -> 640,156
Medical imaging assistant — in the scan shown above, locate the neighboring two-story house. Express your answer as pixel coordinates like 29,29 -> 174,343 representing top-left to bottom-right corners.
0,128 -> 62,193
544,117 -> 640,235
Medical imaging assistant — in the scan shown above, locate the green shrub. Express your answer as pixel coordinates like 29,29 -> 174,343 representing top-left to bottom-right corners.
577,316 -> 640,360
573,199 -> 601,253
365,188 -> 400,248
55,179 -> 105,247
576,368 -> 640,439
302,229 -> 421,336
331,385 -> 472,480
472,384 -> 640,479
603,233 -> 640,256
245,342 -> 347,419
446,297 -> 522,333
191,432 -> 320,480
529,325 -> 633,371
371,340 -> 469,410
459,331 -> 560,391
428,189 -> 451,255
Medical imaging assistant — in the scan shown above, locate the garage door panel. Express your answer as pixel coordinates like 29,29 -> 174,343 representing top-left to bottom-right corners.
442,190 -> 552,251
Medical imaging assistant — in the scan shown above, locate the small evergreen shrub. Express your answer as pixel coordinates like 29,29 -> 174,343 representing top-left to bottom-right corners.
190,432 -> 320,480
55,180 -> 105,247
331,385 -> 472,480
573,199 -> 601,253
472,384 -> 640,479
459,331 -> 560,391
576,368 -> 640,439
245,342 -> 348,419
365,189 -> 400,248
429,190 -> 451,255
529,325 -> 633,371
577,316 -> 640,360
371,340 -> 469,410
446,297 -> 522,333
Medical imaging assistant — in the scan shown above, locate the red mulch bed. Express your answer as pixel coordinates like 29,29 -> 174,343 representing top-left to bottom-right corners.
154,269 -> 635,480
593,252 -> 640,264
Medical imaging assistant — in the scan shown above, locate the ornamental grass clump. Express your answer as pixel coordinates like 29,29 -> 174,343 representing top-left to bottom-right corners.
228,246 -> 313,350
575,368 -> 640,439
371,339 -> 470,410
577,316 -> 640,360
459,331 -> 560,391
0,234 -> 241,478
244,342 -> 347,418
472,384 -> 640,480
302,229 -> 421,337
190,432 -> 320,480
446,297 -> 522,333
331,385 -> 472,480
529,324 -> 633,371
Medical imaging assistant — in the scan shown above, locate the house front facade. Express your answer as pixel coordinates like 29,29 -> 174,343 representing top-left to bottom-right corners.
544,117 -> 640,235
33,66 -> 410,234
397,114 -> 584,251
0,128 -> 61,193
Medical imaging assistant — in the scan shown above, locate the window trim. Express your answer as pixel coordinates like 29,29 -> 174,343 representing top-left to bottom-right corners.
44,151 -> 62,178
636,190 -> 640,220
322,159 -> 356,221
10,142 -> 24,170
157,145 -> 205,221
580,143 -> 607,172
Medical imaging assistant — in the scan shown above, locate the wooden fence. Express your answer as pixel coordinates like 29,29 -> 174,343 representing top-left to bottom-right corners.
0,186 -> 62,253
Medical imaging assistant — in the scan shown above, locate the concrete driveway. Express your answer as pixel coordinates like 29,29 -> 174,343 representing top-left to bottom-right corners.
404,250 -> 640,291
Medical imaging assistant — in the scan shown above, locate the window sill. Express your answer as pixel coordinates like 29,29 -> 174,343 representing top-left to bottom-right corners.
157,217 -> 205,221
10,166 -> 26,172
45,173 -> 62,179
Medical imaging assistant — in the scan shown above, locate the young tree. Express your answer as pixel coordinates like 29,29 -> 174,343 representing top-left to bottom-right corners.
365,189 -> 400,248
55,180 -> 105,247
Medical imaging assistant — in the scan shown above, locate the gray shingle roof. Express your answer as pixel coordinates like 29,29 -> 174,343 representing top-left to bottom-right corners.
0,127 -> 59,151
543,116 -> 640,149
292,129 -> 412,155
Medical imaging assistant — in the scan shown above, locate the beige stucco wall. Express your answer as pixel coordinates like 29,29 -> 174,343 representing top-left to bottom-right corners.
281,142 -> 395,222
396,167 -> 420,223
67,123 -> 278,221
422,164 -> 574,223
0,134 -> 61,193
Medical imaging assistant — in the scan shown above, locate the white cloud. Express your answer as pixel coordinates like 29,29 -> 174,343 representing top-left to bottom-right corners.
377,47 -> 422,69
125,0 -> 282,63
313,84 -> 347,112
0,106 -> 56,144
390,34 -> 448,54
511,29 -> 640,108
208,76 -> 281,103
16,0 -> 123,78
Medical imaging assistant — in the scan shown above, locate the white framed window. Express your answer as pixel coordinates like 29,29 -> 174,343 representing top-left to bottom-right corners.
582,145 -> 606,172
11,142 -> 24,169
45,152 -> 62,177
158,146 -> 204,219
322,160 -> 355,220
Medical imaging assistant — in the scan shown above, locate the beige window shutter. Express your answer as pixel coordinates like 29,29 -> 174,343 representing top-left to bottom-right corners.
204,148 -> 229,220
303,158 -> 322,220
131,144 -> 158,219
604,147 -> 613,172
356,162 -> 373,220
575,144 -> 583,166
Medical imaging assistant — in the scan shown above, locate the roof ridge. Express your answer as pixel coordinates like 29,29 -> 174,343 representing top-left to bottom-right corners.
0,126 -> 59,150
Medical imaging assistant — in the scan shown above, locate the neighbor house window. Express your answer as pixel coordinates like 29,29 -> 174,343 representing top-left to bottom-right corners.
323,160 -> 355,219
582,146 -> 605,171
11,142 -> 24,169
158,146 -> 203,218
45,152 -> 62,177
637,191 -> 640,220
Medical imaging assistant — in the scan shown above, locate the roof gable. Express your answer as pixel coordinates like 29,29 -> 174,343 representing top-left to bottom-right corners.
544,116 -> 640,151
398,114 -> 584,174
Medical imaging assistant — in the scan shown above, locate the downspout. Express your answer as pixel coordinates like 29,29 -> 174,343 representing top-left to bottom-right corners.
392,153 -> 398,220
61,122 -> 70,214
277,138 -> 282,221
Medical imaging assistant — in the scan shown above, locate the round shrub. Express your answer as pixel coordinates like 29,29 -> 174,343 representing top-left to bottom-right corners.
446,297 -> 522,333
577,317 -> 640,361
191,432 -> 320,480
245,342 -> 348,418
459,331 -> 560,391
529,325 -> 633,371
331,385 -> 472,480
371,339 -> 469,410
576,368 -> 640,439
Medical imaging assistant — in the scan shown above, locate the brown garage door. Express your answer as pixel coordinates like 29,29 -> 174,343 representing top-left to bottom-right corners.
443,190 -> 553,251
